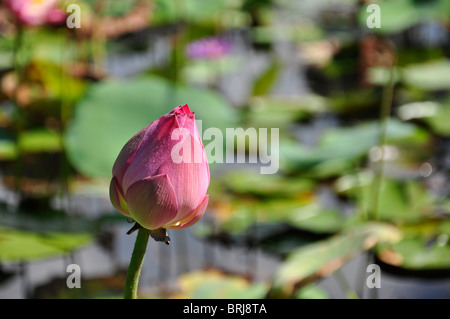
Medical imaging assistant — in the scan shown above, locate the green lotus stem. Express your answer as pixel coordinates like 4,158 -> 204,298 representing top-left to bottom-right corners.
371,55 -> 397,221
124,228 -> 150,299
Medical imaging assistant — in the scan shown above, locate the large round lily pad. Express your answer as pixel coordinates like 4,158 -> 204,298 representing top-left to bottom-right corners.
64,76 -> 238,178
0,227 -> 92,262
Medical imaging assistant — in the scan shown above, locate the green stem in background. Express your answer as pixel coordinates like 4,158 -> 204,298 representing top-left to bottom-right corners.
58,28 -> 70,199
12,23 -> 24,194
170,0 -> 189,85
124,228 -> 151,299
90,0 -> 107,77
371,53 -> 397,221
358,43 -> 397,299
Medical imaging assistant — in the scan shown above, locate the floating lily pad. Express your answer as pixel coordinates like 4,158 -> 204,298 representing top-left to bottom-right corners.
259,229 -> 324,258
18,129 -> 62,153
218,196 -> 345,237
268,222 -> 401,298
153,0 -> 231,24
403,60 -> 450,91
368,60 -> 450,92
328,88 -> 381,114
337,175 -> 436,223
247,95 -> 326,129
377,236 -> 450,271
421,100 -> 450,136
397,99 -> 450,138
0,204 -> 115,234
288,204 -> 345,234
0,227 -> 92,262
100,0 -> 140,17
252,23 -> 325,44
0,137 -> 17,160
173,269 -> 267,299
251,60 -> 282,96
377,219 -> 450,271
358,0 -> 450,34
222,170 -> 315,198
219,199 -> 298,235
295,283 -> 329,299
280,119 -> 428,177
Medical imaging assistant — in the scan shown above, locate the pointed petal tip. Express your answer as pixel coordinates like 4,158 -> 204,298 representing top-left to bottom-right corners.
170,104 -> 192,116
180,104 -> 191,114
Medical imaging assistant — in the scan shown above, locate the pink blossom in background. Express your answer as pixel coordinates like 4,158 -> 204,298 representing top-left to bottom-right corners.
110,105 -> 210,231
186,37 -> 232,60
7,0 -> 66,26
45,6 -> 66,25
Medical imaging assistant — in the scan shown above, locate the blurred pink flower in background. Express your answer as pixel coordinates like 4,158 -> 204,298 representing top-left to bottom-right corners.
110,105 -> 210,231
7,0 -> 66,26
186,37 -> 232,60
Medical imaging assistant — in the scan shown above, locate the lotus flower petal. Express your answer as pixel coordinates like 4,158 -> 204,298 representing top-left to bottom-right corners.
112,124 -> 152,187
125,174 -> 179,230
157,134 -> 209,222
109,177 -> 131,217
167,195 -> 209,230
122,114 -> 181,192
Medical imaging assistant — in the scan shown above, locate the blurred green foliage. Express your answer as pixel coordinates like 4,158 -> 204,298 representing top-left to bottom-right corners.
0,0 -> 448,299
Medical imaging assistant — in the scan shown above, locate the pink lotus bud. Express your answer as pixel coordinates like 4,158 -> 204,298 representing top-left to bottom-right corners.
109,105 -> 210,231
